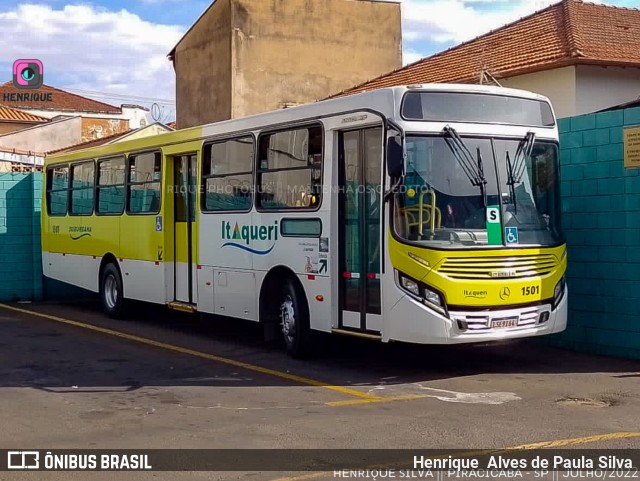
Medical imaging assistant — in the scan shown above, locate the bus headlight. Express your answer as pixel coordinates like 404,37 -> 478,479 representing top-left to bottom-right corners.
552,276 -> 566,309
397,272 -> 446,313
400,276 -> 420,297
423,286 -> 442,307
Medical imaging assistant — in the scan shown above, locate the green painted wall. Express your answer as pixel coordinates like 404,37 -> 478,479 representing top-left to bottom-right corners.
0,172 -> 43,302
0,171 -> 90,302
553,106 -> 640,359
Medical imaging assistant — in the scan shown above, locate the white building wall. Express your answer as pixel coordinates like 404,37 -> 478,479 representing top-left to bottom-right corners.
501,66 -> 577,119
120,106 -> 150,129
0,151 -> 44,166
0,117 -> 82,153
575,65 -> 640,115
16,106 -> 149,129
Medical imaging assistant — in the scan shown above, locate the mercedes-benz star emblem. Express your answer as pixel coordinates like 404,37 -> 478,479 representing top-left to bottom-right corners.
499,287 -> 511,300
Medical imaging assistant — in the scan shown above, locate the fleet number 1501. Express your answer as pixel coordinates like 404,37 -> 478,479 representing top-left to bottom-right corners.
522,285 -> 539,296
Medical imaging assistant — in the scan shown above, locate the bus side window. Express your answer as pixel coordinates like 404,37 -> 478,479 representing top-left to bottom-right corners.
97,156 -> 125,215
46,165 -> 69,216
257,125 -> 323,210
69,161 -> 95,216
201,136 -> 254,212
127,151 -> 162,215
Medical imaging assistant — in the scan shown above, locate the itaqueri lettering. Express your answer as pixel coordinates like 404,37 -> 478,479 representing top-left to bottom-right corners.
220,220 -> 278,255
221,220 -> 278,245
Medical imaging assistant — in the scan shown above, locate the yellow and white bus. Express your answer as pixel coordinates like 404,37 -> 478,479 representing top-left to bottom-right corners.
42,84 -> 567,357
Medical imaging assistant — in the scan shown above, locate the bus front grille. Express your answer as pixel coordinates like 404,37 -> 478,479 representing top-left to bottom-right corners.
453,306 -> 544,332
438,254 -> 557,280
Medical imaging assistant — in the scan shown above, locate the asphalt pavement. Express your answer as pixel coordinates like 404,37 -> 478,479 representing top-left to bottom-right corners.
0,299 -> 638,481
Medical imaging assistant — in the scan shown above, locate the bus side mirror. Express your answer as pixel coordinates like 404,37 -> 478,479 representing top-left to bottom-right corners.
386,121 -> 404,179
387,136 -> 403,178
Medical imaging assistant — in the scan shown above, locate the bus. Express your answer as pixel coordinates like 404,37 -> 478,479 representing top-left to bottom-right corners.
42,84 -> 567,357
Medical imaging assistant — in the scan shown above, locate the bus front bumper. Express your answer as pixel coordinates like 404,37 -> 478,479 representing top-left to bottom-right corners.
384,289 -> 568,345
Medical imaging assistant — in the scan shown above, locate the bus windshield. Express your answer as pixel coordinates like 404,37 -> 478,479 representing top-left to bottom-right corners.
393,135 -> 563,248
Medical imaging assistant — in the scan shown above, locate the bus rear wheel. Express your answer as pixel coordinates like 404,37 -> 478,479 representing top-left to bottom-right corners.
279,279 -> 312,358
100,263 -> 124,319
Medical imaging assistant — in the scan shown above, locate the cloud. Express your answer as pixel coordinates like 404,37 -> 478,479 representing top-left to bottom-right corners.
403,49 -> 424,65
399,0 -> 560,45
0,3 -> 182,115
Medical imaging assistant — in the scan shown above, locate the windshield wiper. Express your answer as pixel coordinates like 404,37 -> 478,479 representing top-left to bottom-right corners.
511,131 -> 535,184
505,151 -> 517,214
442,125 -> 487,206
505,131 -> 536,214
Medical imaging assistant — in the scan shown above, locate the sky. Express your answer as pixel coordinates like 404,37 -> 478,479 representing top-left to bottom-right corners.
1,0 -> 639,121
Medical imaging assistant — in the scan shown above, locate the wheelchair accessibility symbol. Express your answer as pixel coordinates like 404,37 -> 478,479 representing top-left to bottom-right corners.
505,227 -> 519,244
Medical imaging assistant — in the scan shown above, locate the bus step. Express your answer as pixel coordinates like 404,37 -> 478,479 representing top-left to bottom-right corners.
331,328 -> 382,340
168,301 -> 197,313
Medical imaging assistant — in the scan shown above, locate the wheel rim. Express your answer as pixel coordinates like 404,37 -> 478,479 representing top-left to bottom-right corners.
104,274 -> 118,310
280,294 -> 296,345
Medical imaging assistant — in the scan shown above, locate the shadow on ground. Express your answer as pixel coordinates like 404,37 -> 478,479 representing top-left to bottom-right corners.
0,298 -> 638,392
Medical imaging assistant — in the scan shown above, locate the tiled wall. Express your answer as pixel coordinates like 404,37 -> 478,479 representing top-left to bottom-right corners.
554,106 -> 640,359
0,172 -> 43,301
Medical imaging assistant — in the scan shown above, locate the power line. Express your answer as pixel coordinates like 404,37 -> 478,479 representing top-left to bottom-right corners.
64,87 -> 174,103
63,87 -> 175,105
72,93 -> 175,106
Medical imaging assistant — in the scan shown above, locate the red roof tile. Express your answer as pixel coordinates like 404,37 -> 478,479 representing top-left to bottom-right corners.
0,105 -> 49,123
0,82 -> 121,114
329,0 -> 640,98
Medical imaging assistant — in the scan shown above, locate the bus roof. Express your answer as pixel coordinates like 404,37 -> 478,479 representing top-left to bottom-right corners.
46,84 -> 552,165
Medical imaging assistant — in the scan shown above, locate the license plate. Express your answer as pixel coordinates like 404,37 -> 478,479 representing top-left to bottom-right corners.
491,317 -> 519,329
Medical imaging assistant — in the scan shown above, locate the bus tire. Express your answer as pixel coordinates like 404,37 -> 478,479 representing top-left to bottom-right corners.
279,278 -> 312,358
100,263 -> 125,319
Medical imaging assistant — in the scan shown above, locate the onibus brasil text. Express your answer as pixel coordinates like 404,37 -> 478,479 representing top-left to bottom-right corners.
27,452 -> 151,470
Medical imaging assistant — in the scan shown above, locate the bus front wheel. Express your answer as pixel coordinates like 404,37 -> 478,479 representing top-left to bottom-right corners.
100,263 -> 124,319
279,279 -> 311,358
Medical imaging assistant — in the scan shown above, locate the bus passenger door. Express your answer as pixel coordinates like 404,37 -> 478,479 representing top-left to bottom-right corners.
338,127 -> 383,333
173,154 -> 197,304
